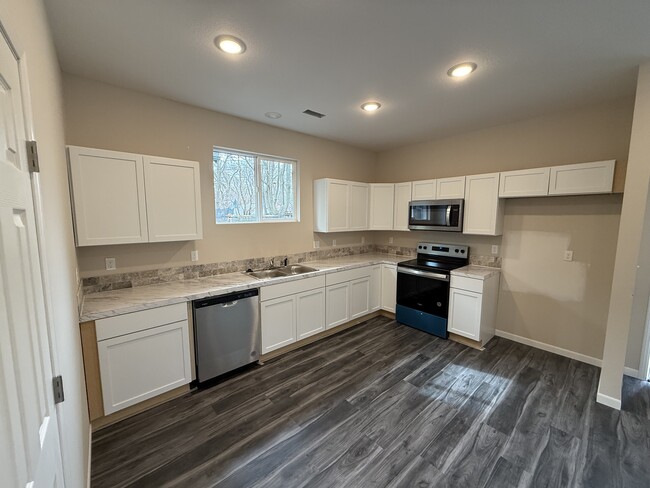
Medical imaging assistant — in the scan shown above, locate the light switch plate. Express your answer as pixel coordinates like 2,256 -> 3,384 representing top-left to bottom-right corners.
564,250 -> 574,261
361,236 -> 365,244
105,257 -> 116,271
389,237 -> 394,244
332,239 -> 337,246
313,240 -> 320,249
191,250 -> 199,262
491,245 -> 499,255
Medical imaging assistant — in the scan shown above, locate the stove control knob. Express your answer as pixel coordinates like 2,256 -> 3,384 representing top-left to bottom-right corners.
437,302 -> 442,307
454,249 -> 459,253
461,250 -> 465,254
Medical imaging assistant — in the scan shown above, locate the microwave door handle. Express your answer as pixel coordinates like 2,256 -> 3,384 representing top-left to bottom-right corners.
445,205 -> 451,226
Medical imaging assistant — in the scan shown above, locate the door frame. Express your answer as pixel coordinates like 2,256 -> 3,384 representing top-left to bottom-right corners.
639,297 -> 650,381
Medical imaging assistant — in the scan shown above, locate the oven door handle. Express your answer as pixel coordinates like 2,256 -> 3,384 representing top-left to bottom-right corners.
397,267 -> 450,282
445,205 -> 451,227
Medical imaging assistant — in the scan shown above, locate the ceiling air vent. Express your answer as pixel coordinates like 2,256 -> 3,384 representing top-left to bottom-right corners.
303,109 -> 326,118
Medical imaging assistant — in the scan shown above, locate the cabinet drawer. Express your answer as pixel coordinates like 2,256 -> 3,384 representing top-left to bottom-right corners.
96,302 -> 188,341
260,275 -> 325,301
450,275 -> 484,294
325,266 -> 372,286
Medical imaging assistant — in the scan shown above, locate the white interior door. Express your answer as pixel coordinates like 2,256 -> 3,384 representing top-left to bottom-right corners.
0,30 -> 64,488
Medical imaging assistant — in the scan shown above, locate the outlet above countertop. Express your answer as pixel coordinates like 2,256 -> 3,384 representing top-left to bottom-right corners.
79,253 -> 406,323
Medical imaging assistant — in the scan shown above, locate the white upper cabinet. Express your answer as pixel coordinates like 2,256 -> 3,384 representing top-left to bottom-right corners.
412,179 -> 437,200
68,146 -> 202,246
436,176 -> 466,199
68,146 -> 149,246
349,182 -> 369,231
548,160 -> 615,196
143,155 -> 202,242
393,182 -> 412,231
369,183 -> 395,230
499,167 -> 550,198
463,173 -> 504,236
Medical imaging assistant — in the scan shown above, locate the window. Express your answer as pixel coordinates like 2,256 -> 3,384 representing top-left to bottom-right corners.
213,147 -> 298,224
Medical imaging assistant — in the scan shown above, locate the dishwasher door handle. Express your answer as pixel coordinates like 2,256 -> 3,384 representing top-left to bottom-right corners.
221,301 -> 238,308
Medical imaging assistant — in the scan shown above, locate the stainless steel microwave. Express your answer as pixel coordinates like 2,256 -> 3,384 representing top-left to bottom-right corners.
408,199 -> 464,232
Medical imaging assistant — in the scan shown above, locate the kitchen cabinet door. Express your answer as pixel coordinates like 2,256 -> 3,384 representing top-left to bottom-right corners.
326,282 -> 350,329
548,160 -> 615,196
261,295 -> 297,354
412,179 -> 437,200
313,179 -> 350,232
349,182 -> 369,231
463,173 -> 504,236
393,182 -> 412,231
144,155 -> 203,242
68,146 -> 148,246
499,167 -> 550,198
381,264 -> 397,313
369,265 -> 382,312
369,183 -> 395,230
436,176 -> 466,199
448,288 -> 482,341
349,277 -> 371,320
98,320 -> 191,415
296,288 -> 326,340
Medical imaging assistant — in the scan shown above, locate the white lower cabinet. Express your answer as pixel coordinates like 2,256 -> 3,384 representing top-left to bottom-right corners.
261,295 -> 297,354
350,277 -> 371,319
326,282 -> 350,329
296,288 -> 326,340
96,303 -> 192,415
381,264 -> 397,312
448,272 -> 500,346
369,265 -> 381,312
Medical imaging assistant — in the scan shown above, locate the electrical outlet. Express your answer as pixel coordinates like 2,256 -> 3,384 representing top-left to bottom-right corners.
191,250 -> 199,262
332,239 -> 337,246
313,240 -> 320,249
361,236 -> 365,244
491,245 -> 499,255
388,237 -> 394,244
564,250 -> 574,262
105,257 -> 116,271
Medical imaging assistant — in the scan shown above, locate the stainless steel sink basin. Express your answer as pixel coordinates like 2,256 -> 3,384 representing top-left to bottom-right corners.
245,264 -> 318,279
246,269 -> 288,279
277,265 -> 318,275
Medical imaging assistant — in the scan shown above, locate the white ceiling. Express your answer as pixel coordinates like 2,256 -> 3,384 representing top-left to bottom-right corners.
44,0 -> 650,151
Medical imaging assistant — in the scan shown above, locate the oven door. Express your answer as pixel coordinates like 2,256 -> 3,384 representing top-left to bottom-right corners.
396,267 -> 450,338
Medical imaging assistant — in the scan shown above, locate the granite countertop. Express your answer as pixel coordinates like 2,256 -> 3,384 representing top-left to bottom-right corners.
80,253 -> 406,322
451,265 -> 501,280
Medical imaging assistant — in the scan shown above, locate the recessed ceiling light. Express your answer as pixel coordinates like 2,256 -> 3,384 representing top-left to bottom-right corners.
265,112 -> 282,119
361,101 -> 381,112
214,35 -> 246,54
447,62 -> 477,78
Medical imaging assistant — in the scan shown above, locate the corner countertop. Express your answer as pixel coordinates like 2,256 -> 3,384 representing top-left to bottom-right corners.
79,253 -> 406,322
451,265 -> 501,280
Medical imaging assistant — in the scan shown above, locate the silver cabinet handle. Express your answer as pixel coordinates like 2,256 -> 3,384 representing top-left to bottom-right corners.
397,267 -> 449,281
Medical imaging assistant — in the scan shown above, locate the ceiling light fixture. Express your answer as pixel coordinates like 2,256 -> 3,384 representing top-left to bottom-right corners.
214,35 -> 246,54
447,62 -> 477,78
264,112 -> 282,119
361,101 -> 381,112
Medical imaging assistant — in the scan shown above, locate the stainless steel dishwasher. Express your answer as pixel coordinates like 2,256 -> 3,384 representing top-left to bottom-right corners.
192,288 -> 260,384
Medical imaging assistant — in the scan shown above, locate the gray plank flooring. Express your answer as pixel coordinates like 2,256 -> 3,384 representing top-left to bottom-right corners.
91,316 -> 650,488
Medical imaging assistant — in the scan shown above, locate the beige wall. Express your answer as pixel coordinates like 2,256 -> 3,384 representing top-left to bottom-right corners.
4,1 -> 88,486
376,99 -> 633,362
600,64 -> 650,403
62,74 -> 377,276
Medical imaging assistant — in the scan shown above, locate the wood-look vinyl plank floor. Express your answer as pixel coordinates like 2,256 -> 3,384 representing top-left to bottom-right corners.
90,316 -> 650,488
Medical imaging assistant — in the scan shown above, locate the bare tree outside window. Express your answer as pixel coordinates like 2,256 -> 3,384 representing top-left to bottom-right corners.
213,148 -> 298,224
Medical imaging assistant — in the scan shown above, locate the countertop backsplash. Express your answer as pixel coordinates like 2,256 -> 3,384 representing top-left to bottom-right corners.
81,243 -> 501,294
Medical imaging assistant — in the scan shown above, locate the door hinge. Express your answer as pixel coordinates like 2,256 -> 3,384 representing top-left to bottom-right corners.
52,376 -> 64,404
26,140 -> 39,173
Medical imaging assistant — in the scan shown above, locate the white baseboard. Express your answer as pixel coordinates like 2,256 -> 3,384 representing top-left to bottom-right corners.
596,391 -> 622,410
624,367 -> 642,379
494,329 -> 602,367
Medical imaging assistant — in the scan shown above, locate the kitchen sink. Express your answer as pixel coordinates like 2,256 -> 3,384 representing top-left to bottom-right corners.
245,264 -> 318,280
276,265 -> 318,275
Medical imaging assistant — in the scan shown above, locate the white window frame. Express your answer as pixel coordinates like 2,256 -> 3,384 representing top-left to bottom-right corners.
213,146 -> 300,224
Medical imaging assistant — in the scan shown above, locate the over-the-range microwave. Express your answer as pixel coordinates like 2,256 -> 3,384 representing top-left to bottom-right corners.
408,199 -> 464,232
